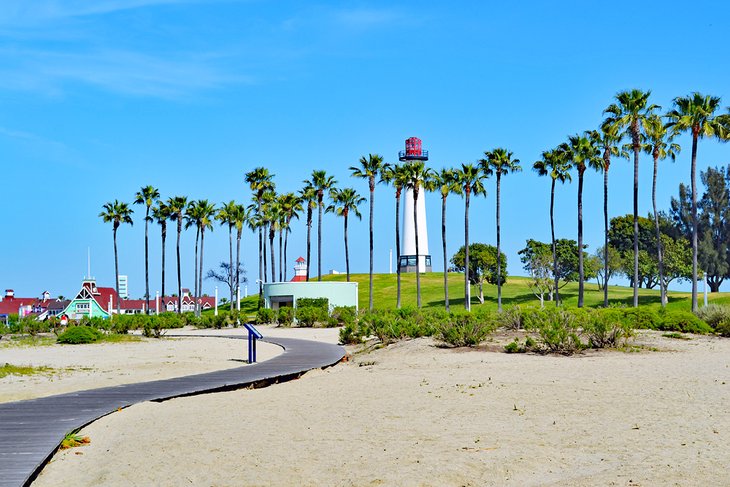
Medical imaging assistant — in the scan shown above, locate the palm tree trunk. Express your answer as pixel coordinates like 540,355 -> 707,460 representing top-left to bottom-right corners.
653,153 -> 666,307
278,228 -> 283,282
396,190 -> 402,309
369,180 -> 374,311
176,219 -> 182,314
306,208 -> 312,281
496,173 -> 503,312
161,222 -> 166,300
144,207 -> 150,313
464,188 -> 471,311
263,224 -> 268,283
551,178 -> 559,306
198,228 -> 205,317
269,227 -> 276,283
318,198 -> 323,281
414,187 -> 421,308
258,201 -> 263,300
345,212 -> 350,282
603,166 -> 609,308
193,227 -> 200,315
691,132 -> 699,312
229,225 -> 234,306
236,228 -> 242,311
114,225 -> 121,314
632,126 -> 640,308
442,194 -> 449,312
284,224 -> 289,282
578,169 -> 584,308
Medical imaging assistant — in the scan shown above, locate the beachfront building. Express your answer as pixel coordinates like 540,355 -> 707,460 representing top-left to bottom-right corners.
263,281 -> 358,312
0,289 -> 69,323
117,275 -> 129,299
160,289 -> 215,313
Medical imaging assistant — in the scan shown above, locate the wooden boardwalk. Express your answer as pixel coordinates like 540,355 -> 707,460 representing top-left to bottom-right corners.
0,335 -> 345,487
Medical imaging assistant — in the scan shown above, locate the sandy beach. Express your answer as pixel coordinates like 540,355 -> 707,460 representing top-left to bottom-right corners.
25,329 -> 730,486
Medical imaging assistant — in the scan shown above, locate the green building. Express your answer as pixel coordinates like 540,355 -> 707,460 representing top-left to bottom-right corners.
263,282 -> 358,311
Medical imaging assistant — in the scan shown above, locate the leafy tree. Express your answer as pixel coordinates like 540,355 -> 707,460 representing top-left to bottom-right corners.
453,163 -> 486,311
532,147 -> 572,305
326,187 -> 365,281
381,162 -> 411,308
350,154 -> 384,310
518,239 -> 594,298
206,262 -> 247,300
99,201 -> 134,314
603,89 -> 659,307
594,245 -> 622,291
481,148 -> 521,311
698,166 -> 730,292
451,243 -> 507,304
134,186 -> 160,313
643,114 -> 680,305
666,93 -> 730,311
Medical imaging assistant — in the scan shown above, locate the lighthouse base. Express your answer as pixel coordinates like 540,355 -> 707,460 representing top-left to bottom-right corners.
398,255 -> 432,274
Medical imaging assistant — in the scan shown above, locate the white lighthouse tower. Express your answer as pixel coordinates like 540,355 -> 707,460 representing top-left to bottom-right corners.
399,137 -> 432,273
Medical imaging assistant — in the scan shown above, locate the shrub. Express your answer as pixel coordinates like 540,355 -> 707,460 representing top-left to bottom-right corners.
437,312 -> 495,347
659,311 -> 712,334
330,306 -> 357,327
695,304 -> 730,328
524,308 -> 583,354
715,318 -> 730,337
295,306 -> 328,327
57,326 -> 103,344
277,307 -> 294,327
339,322 -> 364,344
583,309 -> 633,348
621,308 -> 661,330
255,308 -> 276,325
498,305 -> 525,330
504,339 -> 524,353
296,298 -> 328,311
19,316 -> 50,336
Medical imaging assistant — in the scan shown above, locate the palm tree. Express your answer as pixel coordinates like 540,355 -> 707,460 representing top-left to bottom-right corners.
195,200 -> 217,316
565,134 -> 600,308
216,201 -> 238,306
245,167 -> 275,298
99,201 -> 134,314
643,115 -> 681,307
167,196 -> 188,313
231,204 -> 249,309
278,192 -> 302,281
426,168 -> 461,312
299,183 -> 318,281
327,187 -> 366,281
350,153 -> 384,311
666,93 -> 730,311
591,124 -> 625,307
184,200 -> 201,311
133,186 -> 159,314
533,148 -> 571,306
403,161 -> 433,308
381,163 -> 411,308
262,193 -> 280,283
151,201 -> 170,302
481,148 -> 521,312
603,89 -> 659,307
310,170 -> 337,281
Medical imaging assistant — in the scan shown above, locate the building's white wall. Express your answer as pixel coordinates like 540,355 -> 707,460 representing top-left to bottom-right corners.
401,187 -> 430,272
263,282 -> 359,311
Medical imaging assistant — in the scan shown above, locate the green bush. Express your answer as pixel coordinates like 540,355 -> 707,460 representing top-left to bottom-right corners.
19,316 -> 50,336
523,307 -> 583,354
57,326 -> 103,344
498,305 -> 525,330
255,308 -> 276,325
583,309 -> 633,348
715,318 -> 730,337
339,322 -> 364,344
621,308 -> 661,330
437,311 -> 495,347
295,306 -> 328,327
296,298 -> 328,311
504,338 -> 524,353
277,307 -> 294,327
330,306 -> 357,327
659,311 -> 712,334
695,304 -> 730,328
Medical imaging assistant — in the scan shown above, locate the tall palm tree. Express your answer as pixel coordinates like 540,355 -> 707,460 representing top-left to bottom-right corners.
327,187 -> 366,281
216,200 -> 238,306
245,167 -> 275,298
262,193 -> 280,283
167,196 -> 188,313
453,163 -> 486,311
666,93 -> 730,311
565,134 -> 600,308
643,115 -> 681,307
195,200 -> 217,316
151,201 -> 170,302
533,148 -> 571,306
403,161 -> 433,308
425,168 -> 461,312
184,200 -> 201,311
231,204 -> 249,309
591,124 -> 625,307
278,192 -> 302,281
350,153 -> 384,310
310,170 -> 337,281
99,201 -> 133,314
381,163 -> 411,308
603,89 -> 659,307
299,183 -> 318,281
481,148 -> 521,312
133,186 -> 159,314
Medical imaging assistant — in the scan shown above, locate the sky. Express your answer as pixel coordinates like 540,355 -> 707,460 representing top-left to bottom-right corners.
1,0 -> 729,299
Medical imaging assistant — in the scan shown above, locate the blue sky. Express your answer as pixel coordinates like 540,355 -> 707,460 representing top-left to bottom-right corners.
1,0 -> 729,299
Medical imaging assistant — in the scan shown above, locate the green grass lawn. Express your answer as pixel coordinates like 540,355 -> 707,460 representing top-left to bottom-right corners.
318,272 -> 730,312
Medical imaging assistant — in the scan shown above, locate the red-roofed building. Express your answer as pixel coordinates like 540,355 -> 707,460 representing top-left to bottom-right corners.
0,289 -> 68,323
291,257 -> 308,282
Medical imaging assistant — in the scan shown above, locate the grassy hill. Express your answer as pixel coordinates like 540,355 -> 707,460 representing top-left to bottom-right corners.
218,272 -> 730,315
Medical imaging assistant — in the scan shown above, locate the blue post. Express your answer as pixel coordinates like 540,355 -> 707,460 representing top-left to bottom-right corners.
244,323 -> 263,364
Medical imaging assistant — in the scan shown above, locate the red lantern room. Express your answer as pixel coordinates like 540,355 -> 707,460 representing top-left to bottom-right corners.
398,137 -> 429,161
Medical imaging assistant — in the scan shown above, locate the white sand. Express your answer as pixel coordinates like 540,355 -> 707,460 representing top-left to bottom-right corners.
0,327 -> 293,403
31,330 -> 730,486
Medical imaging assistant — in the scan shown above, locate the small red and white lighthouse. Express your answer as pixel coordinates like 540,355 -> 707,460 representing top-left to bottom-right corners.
291,257 -> 308,282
